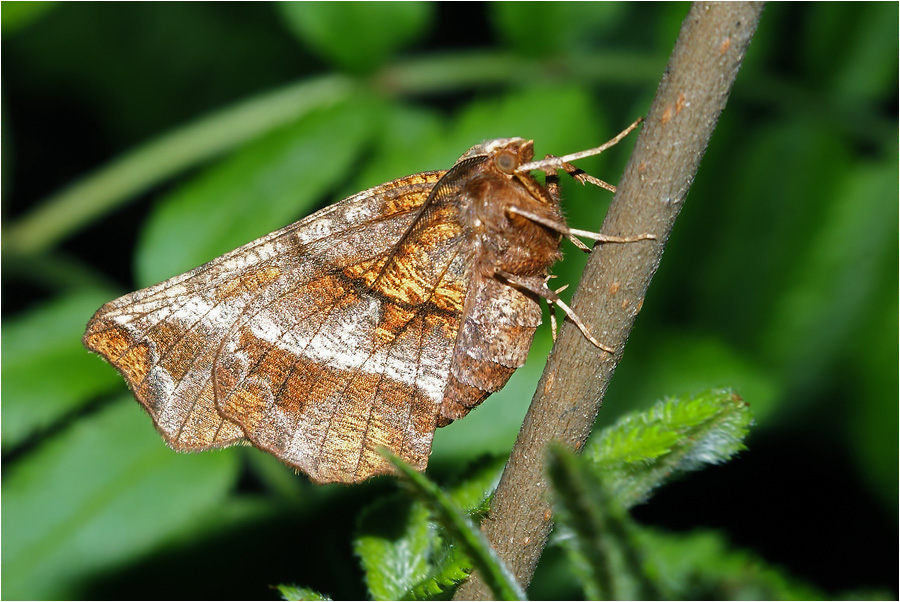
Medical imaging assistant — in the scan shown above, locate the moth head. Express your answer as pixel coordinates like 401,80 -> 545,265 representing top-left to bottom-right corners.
458,138 -> 536,175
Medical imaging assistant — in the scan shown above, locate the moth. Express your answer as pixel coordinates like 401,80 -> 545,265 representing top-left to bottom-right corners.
84,120 -> 652,484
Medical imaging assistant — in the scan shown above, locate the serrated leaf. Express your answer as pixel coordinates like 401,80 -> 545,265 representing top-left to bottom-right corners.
408,545 -> 472,601
587,389 -> 753,508
352,418 -> 509,599
384,451 -> 527,601
278,2 -> 432,73
278,584 -> 333,601
136,99 -> 377,286
355,497 -> 434,601
354,491 -> 477,602
547,447 -> 658,601
1,399 -> 240,600
1,289 -> 122,451
400,457 -> 504,600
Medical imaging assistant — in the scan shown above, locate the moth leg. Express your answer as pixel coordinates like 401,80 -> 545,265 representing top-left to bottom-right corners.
546,174 -> 592,253
549,306 -> 558,342
547,282 -> 569,342
506,205 -> 655,250
495,269 -> 614,353
567,228 -> 656,245
517,173 -> 591,253
506,205 -> 566,233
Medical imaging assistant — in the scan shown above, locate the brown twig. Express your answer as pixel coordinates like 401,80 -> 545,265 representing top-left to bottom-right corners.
453,2 -> 765,599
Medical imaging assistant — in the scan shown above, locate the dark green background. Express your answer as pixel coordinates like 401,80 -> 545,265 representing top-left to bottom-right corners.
2,2 -> 896,599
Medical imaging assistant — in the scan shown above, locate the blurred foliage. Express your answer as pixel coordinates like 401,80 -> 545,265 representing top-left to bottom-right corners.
278,2 -> 431,74
1,2 -> 896,600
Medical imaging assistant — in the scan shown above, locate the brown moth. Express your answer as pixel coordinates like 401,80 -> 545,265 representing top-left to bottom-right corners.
83,120 -> 651,484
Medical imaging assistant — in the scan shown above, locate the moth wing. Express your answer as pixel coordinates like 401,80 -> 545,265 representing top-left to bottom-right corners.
83,172 -> 445,455
211,160 -> 489,483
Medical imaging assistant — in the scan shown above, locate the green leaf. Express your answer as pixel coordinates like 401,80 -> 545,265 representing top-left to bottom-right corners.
398,458 -> 505,600
586,389 -> 753,509
547,447 -> 658,601
353,458 -> 498,601
607,331 -> 779,423
840,162 -> 899,511
354,484 -> 485,602
355,497 -> 435,601
444,455 -> 506,512
350,103 -> 447,193
687,122 -> 851,348
489,2 -> 627,58
5,75 -> 355,256
384,451 -> 527,601
408,546 -> 472,601
546,445 -> 884,601
449,86 -> 609,167
637,528 -> 874,600
1,289 -> 122,451
135,99 -> 377,286
805,4 -> 897,108
278,2 -> 432,73
762,160 -> 898,392
405,458 -> 507,600
1,399 -> 240,600
850,291 -> 899,508
278,584 -> 333,601
489,3 -> 573,57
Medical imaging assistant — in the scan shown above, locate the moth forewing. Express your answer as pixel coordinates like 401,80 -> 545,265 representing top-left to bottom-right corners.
84,127 -> 648,484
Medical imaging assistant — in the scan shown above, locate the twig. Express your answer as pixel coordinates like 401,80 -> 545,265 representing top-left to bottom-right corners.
453,2 -> 766,599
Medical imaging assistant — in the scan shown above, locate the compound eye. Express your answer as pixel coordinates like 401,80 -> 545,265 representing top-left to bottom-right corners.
494,150 -> 518,174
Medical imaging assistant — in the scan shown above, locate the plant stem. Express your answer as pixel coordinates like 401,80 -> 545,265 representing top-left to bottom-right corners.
3,51 -> 664,258
3,75 -> 355,255
376,50 -> 663,95
453,2 -> 766,599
